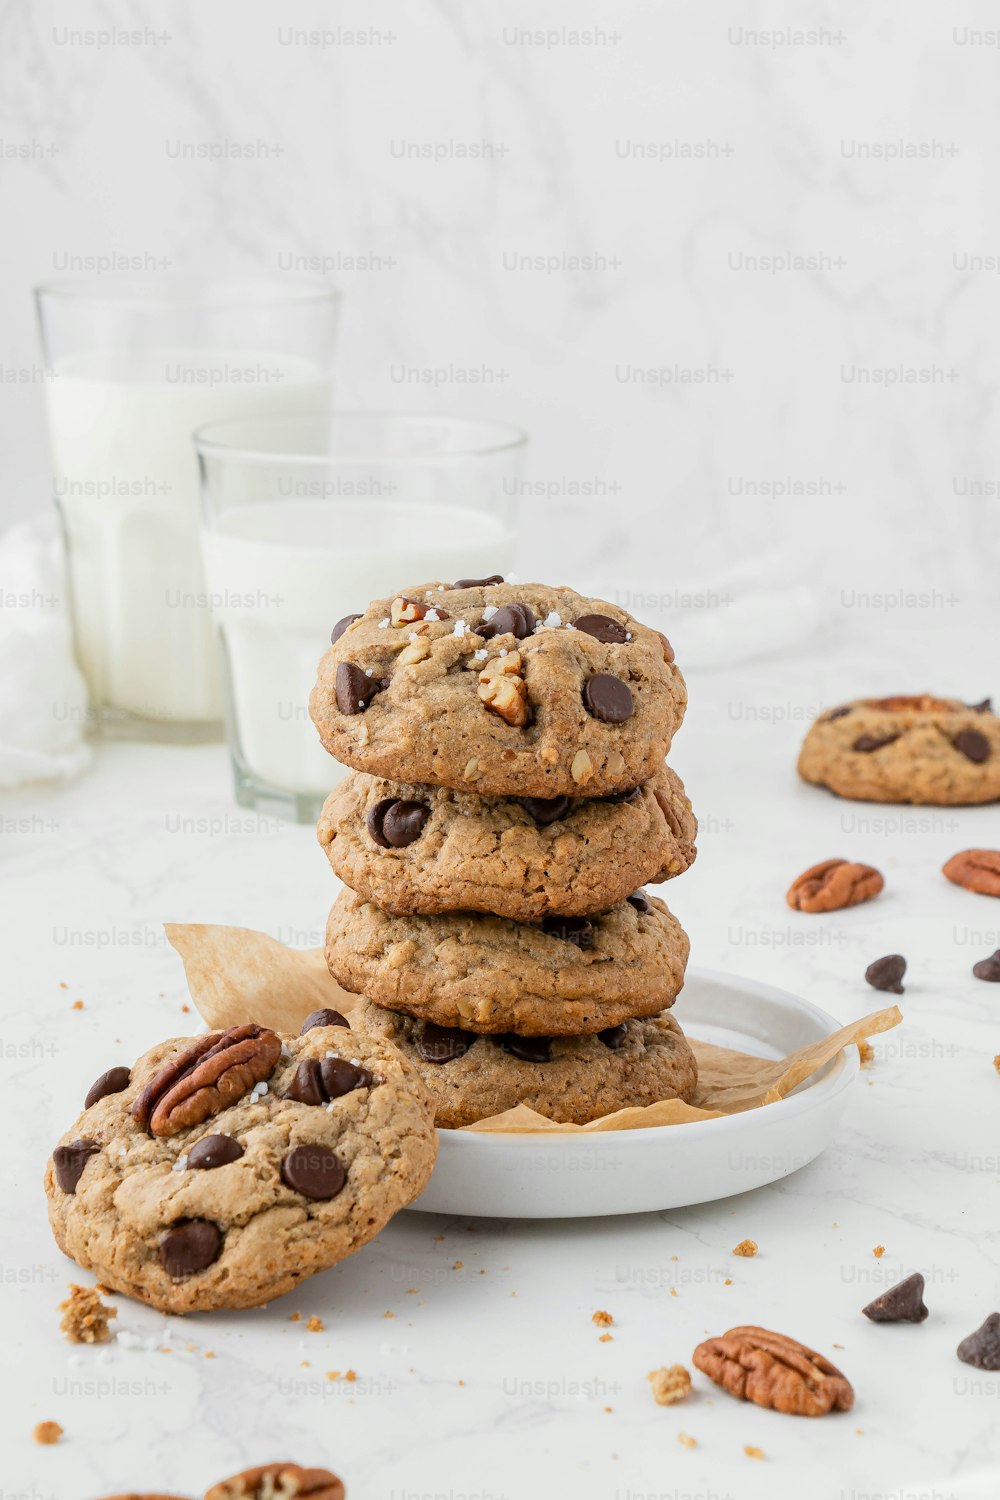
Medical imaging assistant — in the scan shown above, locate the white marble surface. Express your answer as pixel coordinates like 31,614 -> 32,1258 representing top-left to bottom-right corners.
4,638 -> 1000,1499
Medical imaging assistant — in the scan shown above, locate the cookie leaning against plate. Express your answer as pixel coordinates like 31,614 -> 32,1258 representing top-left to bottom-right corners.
317,762 -> 697,921
325,888 -> 690,1035
352,998 -> 698,1127
309,580 -> 686,797
798,695 -> 1000,804
44,1020 -> 436,1314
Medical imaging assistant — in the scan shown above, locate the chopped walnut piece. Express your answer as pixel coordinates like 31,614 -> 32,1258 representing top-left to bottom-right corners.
59,1283 -> 117,1344
732,1239 -> 758,1258
33,1421 -> 63,1445
397,637 -> 431,667
648,1364 -> 692,1406
592,1309 -> 613,1327
478,652 -> 529,726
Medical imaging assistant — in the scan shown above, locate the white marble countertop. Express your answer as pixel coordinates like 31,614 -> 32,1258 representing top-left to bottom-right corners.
4,647 -> 1000,1500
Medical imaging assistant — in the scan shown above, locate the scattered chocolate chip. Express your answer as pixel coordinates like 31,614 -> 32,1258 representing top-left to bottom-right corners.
187,1134 -> 245,1170
417,1022 -> 476,1064
479,603 -> 536,640
969,698 -> 992,714
330,613 -> 361,646
452,575 -> 504,589
957,1312 -> 1000,1370
602,786 -> 641,805
335,661 -> 383,715
972,950 -> 1000,982
53,1140 -> 99,1195
955,728 -> 991,764
542,915 -> 594,949
518,795 -> 571,826
626,890 -> 653,915
285,1057 -> 373,1105
84,1066 -> 131,1109
574,613 -> 628,645
284,1059 -> 326,1106
826,706 -> 852,721
862,1272 -> 928,1323
583,673 -> 633,724
864,954 -> 906,994
300,1008 -> 350,1035
853,733 -> 899,753
281,1143 -> 347,1201
382,800 -> 430,847
501,1035 -> 553,1063
598,1024 -> 628,1050
158,1219 -> 223,1278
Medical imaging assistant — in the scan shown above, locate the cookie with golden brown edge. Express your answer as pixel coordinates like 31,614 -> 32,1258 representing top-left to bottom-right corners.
352,998 -> 698,1127
45,1021 -> 435,1314
309,580 -> 686,797
325,888 -> 690,1036
317,762 -> 696,920
798,695 -> 1000,804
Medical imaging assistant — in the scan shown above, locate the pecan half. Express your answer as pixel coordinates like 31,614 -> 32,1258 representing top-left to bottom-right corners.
131,1024 -> 281,1138
786,858 -> 883,913
692,1326 -> 854,1417
943,849 -> 1000,898
478,651 -> 530,726
863,694 -> 956,714
205,1465 -> 344,1500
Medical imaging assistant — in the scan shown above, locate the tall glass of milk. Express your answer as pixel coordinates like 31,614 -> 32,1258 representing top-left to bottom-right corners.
195,411 -> 527,821
35,277 -> 340,739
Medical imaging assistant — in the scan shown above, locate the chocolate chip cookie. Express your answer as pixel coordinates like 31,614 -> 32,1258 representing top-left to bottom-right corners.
325,888 -> 689,1035
352,998 -> 698,1126
45,1020 -> 436,1314
317,763 -> 696,921
310,581 -> 686,797
798,696 -> 1000,804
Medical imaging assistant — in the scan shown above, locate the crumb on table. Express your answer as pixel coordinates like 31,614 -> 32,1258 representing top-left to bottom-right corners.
59,1284 -> 117,1344
744,1445 -> 765,1460
33,1421 -> 63,1445
677,1432 -> 697,1450
873,1244 -> 886,1258
732,1239 -> 758,1257
592,1309 -> 613,1327
648,1365 -> 692,1406
306,1315 -> 324,1333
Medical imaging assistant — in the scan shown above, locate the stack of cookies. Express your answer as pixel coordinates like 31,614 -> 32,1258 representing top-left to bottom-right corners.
310,578 -> 699,1126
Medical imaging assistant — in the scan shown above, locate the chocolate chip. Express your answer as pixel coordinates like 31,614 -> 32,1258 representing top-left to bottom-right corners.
452,575 -> 504,589
187,1134 -> 245,1170
583,673 -> 633,724
518,795 -> 571,826
969,698 -> 993,714
335,661 -> 383,715
300,1008 -> 350,1035
366,798 -> 398,847
284,1058 -> 327,1105
417,1022 -> 476,1064
972,949 -> 1000,982
862,1272 -> 928,1323
84,1066 -> 131,1109
158,1219 -> 223,1278
330,613 -> 361,645
956,728 -> 990,764
382,800 -> 430,848
602,786 -> 641,805
479,603 -> 536,640
575,613 -> 629,645
826,706 -> 852,721
319,1057 -> 372,1098
501,1035 -> 552,1063
627,890 -> 653,915
598,1024 -> 628,1050
542,915 -> 594,949
958,1312 -> 1000,1369
53,1139 -> 99,1194
864,954 -> 906,994
853,733 -> 899,753
281,1143 -> 347,1201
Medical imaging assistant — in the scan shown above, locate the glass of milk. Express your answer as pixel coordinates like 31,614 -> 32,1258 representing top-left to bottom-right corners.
195,411 -> 527,821
35,277 -> 340,740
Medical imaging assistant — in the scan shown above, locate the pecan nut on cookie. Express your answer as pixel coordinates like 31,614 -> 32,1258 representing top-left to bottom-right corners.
309,580 -> 686,798
325,887 -> 690,1036
352,998 -> 698,1127
798,695 -> 1000,805
317,763 -> 696,921
45,1018 -> 436,1314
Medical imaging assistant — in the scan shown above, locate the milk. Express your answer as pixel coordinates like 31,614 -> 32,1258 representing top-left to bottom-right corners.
201,499 -> 516,797
47,350 -> 332,725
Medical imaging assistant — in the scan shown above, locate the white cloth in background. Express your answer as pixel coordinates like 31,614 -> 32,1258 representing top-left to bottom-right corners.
0,514 -> 91,788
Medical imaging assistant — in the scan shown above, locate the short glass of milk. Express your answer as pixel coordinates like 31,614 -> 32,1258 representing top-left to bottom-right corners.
35,277 -> 340,740
195,411 -> 527,821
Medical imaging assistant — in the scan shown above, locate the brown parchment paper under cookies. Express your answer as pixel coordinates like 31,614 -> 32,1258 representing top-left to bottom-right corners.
165,922 -> 902,1134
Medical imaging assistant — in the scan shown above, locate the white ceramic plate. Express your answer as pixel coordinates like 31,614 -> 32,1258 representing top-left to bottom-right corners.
410,967 -> 859,1218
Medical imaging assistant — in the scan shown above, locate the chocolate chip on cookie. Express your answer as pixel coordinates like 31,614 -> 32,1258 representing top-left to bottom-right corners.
335,662 -> 385,715
281,1143 -> 347,1201
330,613 -> 362,645
284,1057 -> 374,1104
583,674 -> 633,724
598,1024 -> 628,1050
417,1022 -> 476,1064
452,574 -> 504,589
518,794 -> 572,825
500,1035 -> 553,1063
367,797 -> 429,848
159,1219 -> 223,1278
542,915 -> 595,948
479,602 -> 536,640
853,733 -> 899,753
955,728 -> 990,763
187,1134 -> 245,1170
575,613 -> 629,644
85,1066 -> 131,1108
53,1140 -> 99,1194
627,889 -> 653,915
300,1008 -> 350,1034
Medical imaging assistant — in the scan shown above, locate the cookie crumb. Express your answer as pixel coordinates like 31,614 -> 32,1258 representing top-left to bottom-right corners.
205,1351 -> 215,1359
289,1312 -> 302,1322
345,1369 -> 356,1382
33,1421 -> 63,1445
648,1365 -> 692,1406
180,1003 -> 191,1013
677,1432 -> 697,1450
71,1000 -> 84,1011
59,1283 -> 116,1344
744,1445 -> 765,1461
732,1239 -> 758,1257
873,1244 -> 886,1258
452,1260 -> 464,1270
993,1055 -> 1000,1073
592,1309 -> 613,1327
599,1333 -> 614,1343
383,1311 -> 396,1319
724,1279 -> 733,1286
306,1315 -> 324,1333
858,1041 -> 874,1067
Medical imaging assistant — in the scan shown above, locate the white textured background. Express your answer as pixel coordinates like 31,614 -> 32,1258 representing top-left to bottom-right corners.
3,0 -> 1000,654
